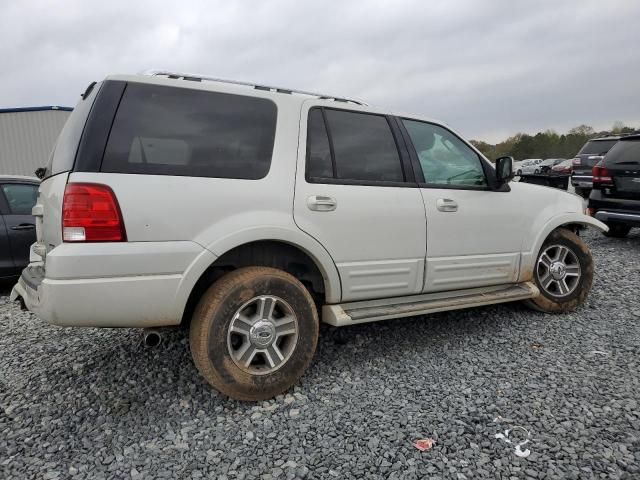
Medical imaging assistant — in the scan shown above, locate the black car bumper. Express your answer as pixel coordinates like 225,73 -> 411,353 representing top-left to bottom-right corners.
589,190 -> 640,227
571,174 -> 593,188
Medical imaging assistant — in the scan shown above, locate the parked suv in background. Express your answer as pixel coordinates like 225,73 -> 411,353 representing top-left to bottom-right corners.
589,134 -> 640,237
0,176 -> 39,279
571,136 -> 621,198
12,71 -> 606,400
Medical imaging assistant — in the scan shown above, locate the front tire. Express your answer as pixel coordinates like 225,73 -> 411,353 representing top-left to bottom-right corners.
190,267 -> 319,401
526,229 -> 593,313
603,222 -> 631,238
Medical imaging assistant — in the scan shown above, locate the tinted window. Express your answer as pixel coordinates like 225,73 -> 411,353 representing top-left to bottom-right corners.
403,120 -> 486,187
605,139 -> 640,165
578,139 -> 618,155
1,184 -> 38,215
306,109 -> 334,178
47,82 -> 99,177
323,109 -> 403,182
102,83 -> 277,179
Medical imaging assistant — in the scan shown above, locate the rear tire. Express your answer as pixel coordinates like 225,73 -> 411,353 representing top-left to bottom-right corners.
525,229 -> 593,313
603,222 -> 631,238
189,267 -> 319,401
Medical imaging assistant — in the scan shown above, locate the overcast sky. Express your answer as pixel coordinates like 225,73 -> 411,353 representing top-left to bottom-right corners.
2,0 -> 639,143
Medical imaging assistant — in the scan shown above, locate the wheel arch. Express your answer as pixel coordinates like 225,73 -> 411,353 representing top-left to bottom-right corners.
177,233 -> 342,325
518,213 -> 606,282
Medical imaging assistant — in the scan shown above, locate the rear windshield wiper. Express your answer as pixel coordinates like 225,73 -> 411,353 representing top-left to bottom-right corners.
81,81 -> 97,100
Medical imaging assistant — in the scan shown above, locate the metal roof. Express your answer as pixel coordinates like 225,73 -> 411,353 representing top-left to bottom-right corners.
0,106 -> 73,114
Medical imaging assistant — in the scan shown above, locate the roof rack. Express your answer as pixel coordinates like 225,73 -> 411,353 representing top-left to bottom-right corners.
142,70 -> 368,106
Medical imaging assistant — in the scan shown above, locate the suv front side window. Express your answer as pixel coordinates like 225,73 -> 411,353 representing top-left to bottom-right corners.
402,119 -> 487,187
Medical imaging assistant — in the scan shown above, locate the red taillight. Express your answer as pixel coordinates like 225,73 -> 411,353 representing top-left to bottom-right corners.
592,164 -> 613,188
62,183 -> 126,242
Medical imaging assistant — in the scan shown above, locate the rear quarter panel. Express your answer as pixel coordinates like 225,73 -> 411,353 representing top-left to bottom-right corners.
66,93 -> 342,303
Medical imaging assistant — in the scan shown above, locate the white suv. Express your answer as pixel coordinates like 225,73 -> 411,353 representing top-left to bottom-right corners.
12,71 -> 607,400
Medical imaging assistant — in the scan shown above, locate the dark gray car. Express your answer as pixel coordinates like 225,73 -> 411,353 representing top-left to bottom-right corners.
0,176 -> 39,279
571,136 -> 621,197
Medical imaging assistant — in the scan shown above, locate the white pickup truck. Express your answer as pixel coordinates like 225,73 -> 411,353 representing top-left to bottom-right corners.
12,71 -> 607,400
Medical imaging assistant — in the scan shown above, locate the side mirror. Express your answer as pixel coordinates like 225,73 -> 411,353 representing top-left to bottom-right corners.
495,156 -> 514,184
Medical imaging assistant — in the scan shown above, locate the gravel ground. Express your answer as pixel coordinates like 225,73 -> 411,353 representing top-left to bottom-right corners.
1,229 -> 639,480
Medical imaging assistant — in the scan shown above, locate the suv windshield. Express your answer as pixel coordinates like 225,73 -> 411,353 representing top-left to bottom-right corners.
578,139 -> 618,156
604,139 -> 640,165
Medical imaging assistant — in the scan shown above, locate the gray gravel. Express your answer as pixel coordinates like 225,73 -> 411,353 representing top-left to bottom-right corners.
1,229 -> 639,479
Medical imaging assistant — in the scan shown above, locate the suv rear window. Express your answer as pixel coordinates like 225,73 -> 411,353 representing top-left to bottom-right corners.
46,82 -> 100,177
604,139 -> 640,165
101,83 -> 277,179
578,139 -> 618,155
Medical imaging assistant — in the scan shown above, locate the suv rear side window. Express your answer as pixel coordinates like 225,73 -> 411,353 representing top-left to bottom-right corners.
102,83 -> 277,179
306,108 -> 404,183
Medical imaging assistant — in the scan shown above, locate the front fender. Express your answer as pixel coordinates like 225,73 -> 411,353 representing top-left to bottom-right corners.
518,213 -> 607,283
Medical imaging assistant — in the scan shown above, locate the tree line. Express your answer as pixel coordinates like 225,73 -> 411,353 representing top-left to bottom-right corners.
471,122 -> 638,162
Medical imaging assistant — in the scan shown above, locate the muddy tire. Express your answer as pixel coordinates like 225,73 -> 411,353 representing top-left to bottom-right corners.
525,228 -> 594,313
189,267 -> 319,401
603,222 -> 631,238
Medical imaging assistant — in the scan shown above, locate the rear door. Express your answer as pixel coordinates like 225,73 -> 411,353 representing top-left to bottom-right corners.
0,182 -> 38,269
293,104 -> 427,302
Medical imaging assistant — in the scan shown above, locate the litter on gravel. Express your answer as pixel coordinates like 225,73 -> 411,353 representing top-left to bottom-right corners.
413,438 -> 436,451
494,426 -> 532,458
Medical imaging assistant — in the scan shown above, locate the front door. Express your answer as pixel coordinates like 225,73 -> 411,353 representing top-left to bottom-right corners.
294,104 -> 426,302
399,119 -> 524,292
0,183 -> 38,270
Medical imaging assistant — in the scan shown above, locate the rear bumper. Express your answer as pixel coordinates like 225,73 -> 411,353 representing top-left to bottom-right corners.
594,211 -> 640,227
11,265 -> 184,327
571,175 -> 593,188
589,190 -> 640,227
10,240 -> 215,327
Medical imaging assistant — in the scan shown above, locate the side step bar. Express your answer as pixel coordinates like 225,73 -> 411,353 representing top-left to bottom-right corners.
322,282 -> 539,326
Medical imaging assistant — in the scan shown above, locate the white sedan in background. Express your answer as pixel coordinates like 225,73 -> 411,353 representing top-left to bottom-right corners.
520,159 -> 544,175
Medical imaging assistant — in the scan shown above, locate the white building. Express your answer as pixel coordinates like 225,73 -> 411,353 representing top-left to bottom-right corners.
0,106 -> 71,176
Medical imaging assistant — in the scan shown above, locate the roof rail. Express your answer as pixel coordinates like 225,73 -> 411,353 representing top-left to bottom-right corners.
141,70 -> 368,106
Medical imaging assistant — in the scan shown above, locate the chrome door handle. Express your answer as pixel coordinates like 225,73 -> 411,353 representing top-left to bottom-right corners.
307,195 -> 337,212
436,198 -> 458,212
11,223 -> 36,231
